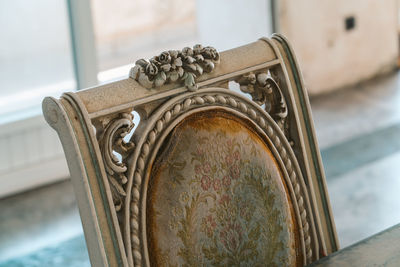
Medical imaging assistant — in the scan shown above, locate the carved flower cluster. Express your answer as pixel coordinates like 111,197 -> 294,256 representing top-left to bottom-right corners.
236,72 -> 273,105
129,44 -> 220,91
236,72 -> 288,133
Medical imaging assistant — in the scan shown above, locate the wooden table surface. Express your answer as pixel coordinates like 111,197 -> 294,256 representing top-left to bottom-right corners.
309,223 -> 400,266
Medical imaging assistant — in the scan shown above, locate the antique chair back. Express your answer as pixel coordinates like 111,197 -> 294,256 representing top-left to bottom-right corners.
43,35 -> 338,266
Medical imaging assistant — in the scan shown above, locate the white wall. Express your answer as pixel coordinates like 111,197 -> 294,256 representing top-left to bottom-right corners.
0,115 -> 69,198
277,0 -> 398,94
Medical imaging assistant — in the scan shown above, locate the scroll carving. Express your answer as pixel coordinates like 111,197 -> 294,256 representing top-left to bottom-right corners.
98,113 -> 135,212
236,73 -> 288,133
129,44 -> 220,91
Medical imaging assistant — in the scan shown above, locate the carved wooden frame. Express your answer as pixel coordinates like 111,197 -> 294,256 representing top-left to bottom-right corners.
43,34 -> 338,267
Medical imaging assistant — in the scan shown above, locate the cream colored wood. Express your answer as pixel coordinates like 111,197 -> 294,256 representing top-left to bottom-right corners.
43,35 -> 338,266
271,34 -> 339,252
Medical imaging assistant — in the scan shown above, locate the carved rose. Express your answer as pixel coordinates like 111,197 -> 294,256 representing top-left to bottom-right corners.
169,50 -> 178,59
181,47 -> 194,57
194,54 -> 204,62
193,44 -> 203,54
158,51 -> 171,64
145,61 -> 158,76
172,57 -> 183,69
203,60 -> 214,73
181,47 -> 196,72
202,46 -> 220,61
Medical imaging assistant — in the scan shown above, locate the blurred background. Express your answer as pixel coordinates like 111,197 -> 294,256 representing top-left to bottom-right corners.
0,0 -> 399,265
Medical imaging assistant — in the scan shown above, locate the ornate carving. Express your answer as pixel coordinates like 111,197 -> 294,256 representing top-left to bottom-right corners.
127,90 -> 315,266
236,73 -> 288,133
98,113 -> 135,212
129,45 -> 220,91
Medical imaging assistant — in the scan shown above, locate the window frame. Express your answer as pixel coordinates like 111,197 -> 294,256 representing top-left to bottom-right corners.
0,0 -> 98,197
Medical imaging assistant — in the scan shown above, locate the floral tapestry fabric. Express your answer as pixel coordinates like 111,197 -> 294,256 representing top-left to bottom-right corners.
147,112 -> 300,266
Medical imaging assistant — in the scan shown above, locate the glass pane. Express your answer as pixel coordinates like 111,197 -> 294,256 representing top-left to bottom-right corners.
0,0 -> 75,119
91,0 -> 198,82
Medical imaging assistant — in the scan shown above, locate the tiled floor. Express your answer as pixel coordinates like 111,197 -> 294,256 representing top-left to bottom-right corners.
0,180 -> 85,266
1,71 -> 400,265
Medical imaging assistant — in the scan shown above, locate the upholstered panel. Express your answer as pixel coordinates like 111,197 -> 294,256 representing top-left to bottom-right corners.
147,110 -> 301,266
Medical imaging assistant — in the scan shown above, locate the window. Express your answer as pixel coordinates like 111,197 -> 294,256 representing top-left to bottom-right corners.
91,0 -> 198,83
0,0 -> 75,121
0,0 -> 273,119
